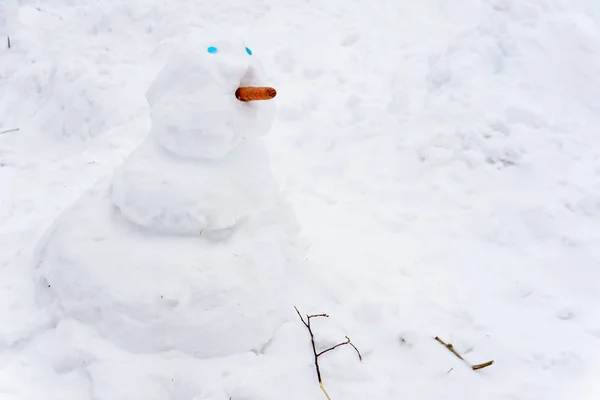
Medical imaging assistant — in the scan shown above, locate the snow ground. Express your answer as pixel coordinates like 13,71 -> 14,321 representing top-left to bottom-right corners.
2,0 -> 600,399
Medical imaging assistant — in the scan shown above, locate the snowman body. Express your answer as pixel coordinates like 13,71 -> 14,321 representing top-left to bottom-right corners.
33,34 -> 300,358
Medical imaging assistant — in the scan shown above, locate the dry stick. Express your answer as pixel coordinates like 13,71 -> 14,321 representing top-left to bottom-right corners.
0,128 -> 19,135
317,336 -> 362,360
294,307 -> 362,400
434,336 -> 465,362
434,336 -> 494,371
7,36 -> 10,49
472,360 -> 494,370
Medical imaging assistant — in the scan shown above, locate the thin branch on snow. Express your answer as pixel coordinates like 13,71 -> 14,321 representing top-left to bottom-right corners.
317,335 -> 362,359
295,306 -> 362,400
0,128 -> 19,135
7,36 -> 10,49
434,336 -> 494,371
434,336 -> 466,361
472,360 -> 495,370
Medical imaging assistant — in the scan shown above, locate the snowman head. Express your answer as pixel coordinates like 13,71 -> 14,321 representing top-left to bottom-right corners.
146,32 -> 277,160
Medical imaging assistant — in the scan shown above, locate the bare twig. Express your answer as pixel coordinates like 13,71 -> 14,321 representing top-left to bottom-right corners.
472,360 -> 494,370
295,306 -> 362,400
434,336 -> 494,371
434,336 -> 465,362
348,341 -> 362,360
7,36 -> 10,49
317,336 -> 362,361
0,128 -> 19,135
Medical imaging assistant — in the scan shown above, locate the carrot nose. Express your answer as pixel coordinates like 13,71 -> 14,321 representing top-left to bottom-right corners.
235,86 -> 277,101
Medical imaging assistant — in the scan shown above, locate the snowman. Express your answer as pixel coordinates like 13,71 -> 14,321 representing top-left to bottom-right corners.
32,32 -> 301,358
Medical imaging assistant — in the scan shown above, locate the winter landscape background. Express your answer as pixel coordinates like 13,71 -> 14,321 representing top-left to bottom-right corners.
2,0 -> 600,399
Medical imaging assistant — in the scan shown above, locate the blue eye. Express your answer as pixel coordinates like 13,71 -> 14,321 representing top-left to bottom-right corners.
207,46 -> 218,54
245,47 -> 252,55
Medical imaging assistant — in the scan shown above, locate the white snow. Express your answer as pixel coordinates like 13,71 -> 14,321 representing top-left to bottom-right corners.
2,0 -> 600,399
0,0 -> 17,37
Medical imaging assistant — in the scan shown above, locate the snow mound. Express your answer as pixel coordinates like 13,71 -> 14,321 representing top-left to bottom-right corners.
29,59 -> 134,141
32,33 -> 301,358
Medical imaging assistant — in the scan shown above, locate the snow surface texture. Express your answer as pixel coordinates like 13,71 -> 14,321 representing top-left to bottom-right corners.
0,0 -> 17,36
2,0 -> 600,399
31,33 -> 302,359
